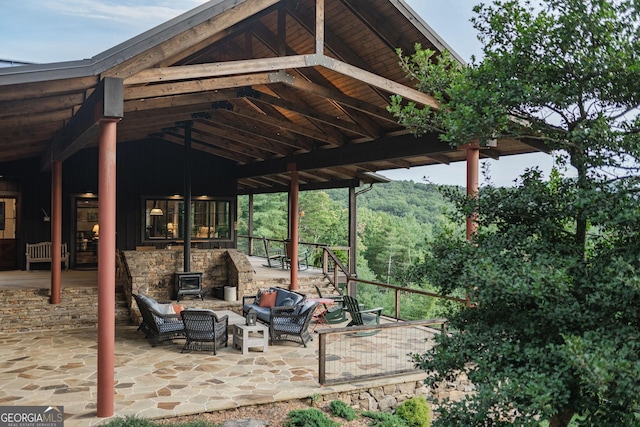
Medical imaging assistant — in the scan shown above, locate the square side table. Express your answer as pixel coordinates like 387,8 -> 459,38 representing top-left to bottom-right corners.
232,323 -> 269,354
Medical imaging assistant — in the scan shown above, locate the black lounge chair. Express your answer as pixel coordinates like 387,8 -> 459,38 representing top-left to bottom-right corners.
269,301 -> 319,347
181,309 -> 229,355
133,294 -> 185,347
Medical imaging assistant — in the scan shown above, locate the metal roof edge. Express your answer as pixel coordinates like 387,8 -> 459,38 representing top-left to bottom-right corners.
0,0 -> 244,86
388,0 -> 467,65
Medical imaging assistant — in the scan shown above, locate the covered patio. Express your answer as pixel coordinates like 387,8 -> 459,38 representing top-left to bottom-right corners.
0,0 -> 545,419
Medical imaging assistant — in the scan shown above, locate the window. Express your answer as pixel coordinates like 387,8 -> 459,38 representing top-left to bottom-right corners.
144,198 -> 231,241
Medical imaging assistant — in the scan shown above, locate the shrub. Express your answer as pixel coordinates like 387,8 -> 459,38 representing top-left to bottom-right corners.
361,411 -> 409,427
103,417 -> 157,427
394,396 -> 431,427
328,400 -> 358,421
284,408 -> 340,427
102,416 -> 220,427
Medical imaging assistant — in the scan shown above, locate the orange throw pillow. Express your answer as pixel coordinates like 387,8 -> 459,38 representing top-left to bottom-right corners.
258,291 -> 277,308
172,304 -> 185,317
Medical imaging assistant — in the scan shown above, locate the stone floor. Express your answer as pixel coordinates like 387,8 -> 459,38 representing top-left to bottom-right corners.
0,257 -> 429,426
0,319 -> 430,427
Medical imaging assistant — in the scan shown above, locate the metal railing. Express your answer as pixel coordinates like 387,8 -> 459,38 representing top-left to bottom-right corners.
237,235 -> 350,274
321,246 -> 467,320
316,319 -> 446,385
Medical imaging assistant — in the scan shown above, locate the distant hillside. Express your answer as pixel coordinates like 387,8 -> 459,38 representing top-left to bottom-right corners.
326,180 -> 458,227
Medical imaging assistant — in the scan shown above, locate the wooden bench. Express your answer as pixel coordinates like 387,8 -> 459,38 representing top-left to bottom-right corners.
26,242 -> 69,272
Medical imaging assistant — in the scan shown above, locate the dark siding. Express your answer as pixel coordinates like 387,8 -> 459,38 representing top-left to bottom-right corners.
0,139 -> 238,268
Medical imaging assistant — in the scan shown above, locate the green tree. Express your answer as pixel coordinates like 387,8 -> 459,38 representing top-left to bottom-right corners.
390,0 -> 640,426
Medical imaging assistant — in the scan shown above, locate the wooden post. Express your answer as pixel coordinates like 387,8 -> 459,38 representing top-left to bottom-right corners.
97,119 -> 118,418
288,163 -> 299,290
248,194 -> 254,255
50,161 -> 62,304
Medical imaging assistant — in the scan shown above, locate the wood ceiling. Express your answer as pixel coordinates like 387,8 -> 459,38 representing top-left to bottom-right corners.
0,0 -> 546,194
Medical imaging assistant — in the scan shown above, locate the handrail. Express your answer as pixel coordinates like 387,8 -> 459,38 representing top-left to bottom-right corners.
321,246 -> 467,319
238,236 -> 467,319
238,234 -> 335,257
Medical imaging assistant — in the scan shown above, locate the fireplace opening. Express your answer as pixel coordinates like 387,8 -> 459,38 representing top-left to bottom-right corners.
174,272 -> 204,302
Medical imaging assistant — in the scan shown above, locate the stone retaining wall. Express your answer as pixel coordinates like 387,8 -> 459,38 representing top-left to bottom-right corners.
314,374 -> 474,412
0,287 -> 130,333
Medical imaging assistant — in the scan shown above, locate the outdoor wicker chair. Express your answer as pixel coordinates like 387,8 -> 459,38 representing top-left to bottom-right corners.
269,301 -> 319,347
180,309 -> 229,355
133,294 -> 185,347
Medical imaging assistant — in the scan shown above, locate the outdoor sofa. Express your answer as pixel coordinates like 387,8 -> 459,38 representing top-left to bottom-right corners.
242,286 -> 306,324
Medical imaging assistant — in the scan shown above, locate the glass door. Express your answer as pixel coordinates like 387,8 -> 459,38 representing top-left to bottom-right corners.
0,198 -> 17,270
75,197 -> 98,269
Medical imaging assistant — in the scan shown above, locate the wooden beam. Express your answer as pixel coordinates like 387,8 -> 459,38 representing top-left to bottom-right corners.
238,177 -> 363,195
41,77 -> 123,170
269,68 -> 399,123
247,21 -> 384,137
236,132 -> 452,178
0,109 -> 73,129
245,90 -> 364,138
0,93 -> 85,118
284,0 -> 390,107
320,57 -> 440,109
123,55 -> 310,85
202,111 -> 316,151
191,123 -> 275,160
226,104 -> 337,145
124,89 -> 238,112
124,73 -> 273,100
193,119 -> 291,156
157,132 -> 252,163
0,76 -> 98,101
316,0 -> 325,54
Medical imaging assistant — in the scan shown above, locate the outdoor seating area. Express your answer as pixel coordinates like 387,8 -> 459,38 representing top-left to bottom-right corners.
137,285 -> 324,351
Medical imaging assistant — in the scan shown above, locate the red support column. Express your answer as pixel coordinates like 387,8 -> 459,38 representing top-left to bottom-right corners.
288,164 -> 299,290
466,143 -> 480,240
97,119 -> 118,418
50,161 -> 62,304
466,143 -> 480,307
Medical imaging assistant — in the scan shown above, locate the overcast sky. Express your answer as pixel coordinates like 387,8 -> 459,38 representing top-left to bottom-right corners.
0,0 -> 557,187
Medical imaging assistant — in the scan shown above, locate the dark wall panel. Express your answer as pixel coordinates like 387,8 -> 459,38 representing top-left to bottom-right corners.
0,139 -> 237,268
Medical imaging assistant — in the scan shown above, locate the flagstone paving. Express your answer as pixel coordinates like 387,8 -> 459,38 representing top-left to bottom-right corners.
0,323 -> 428,426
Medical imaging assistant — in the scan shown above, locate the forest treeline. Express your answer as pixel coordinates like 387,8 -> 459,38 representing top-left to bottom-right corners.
238,180 -> 460,285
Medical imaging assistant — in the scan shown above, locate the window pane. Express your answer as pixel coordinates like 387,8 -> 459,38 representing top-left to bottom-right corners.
215,201 -> 230,238
144,198 -> 230,241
